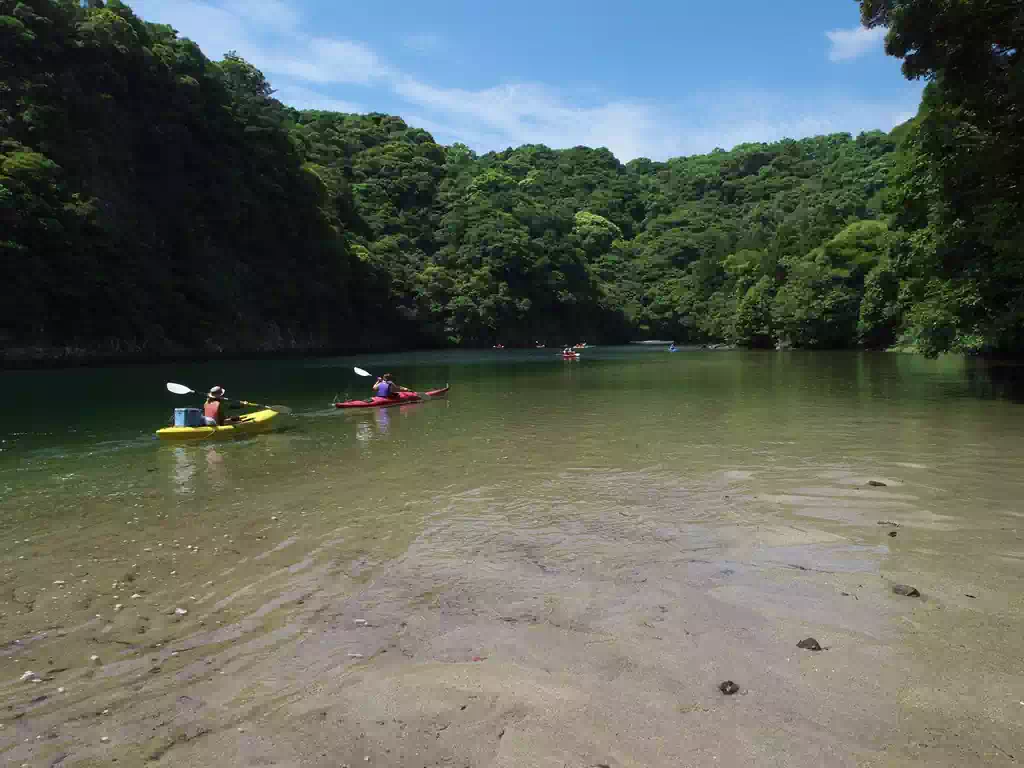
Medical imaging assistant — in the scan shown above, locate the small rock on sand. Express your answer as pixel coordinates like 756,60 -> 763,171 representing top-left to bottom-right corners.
892,584 -> 920,597
888,531 -> 897,537
796,637 -> 823,651
719,680 -> 739,695
867,480 -> 887,487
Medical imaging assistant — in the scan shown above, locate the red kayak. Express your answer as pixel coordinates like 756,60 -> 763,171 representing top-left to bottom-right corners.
334,385 -> 449,409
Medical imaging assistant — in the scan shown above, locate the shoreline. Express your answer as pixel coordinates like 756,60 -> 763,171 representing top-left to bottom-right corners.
0,343 -> 406,371
3,342 -> 1008,372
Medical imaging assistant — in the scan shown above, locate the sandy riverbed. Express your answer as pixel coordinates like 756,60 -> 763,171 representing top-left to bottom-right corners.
2,463 -> 1022,767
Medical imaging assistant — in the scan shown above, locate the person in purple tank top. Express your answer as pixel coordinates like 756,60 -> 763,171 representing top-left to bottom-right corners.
372,373 -> 410,399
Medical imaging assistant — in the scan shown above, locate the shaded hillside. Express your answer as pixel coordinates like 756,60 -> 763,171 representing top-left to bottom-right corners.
4,0 -> 1019,362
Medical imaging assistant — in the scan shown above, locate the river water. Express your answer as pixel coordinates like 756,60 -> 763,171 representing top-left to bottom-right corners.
1,347 -> 1023,766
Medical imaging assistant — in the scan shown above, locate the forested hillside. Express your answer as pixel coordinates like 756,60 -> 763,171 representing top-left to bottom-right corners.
2,0 -> 1020,362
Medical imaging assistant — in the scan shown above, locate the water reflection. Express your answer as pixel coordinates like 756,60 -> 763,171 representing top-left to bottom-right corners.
204,446 -> 228,490
173,446 -> 195,493
170,445 -> 230,494
963,360 -> 1024,403
350,403 -> 434,447
353,408 -> 392,446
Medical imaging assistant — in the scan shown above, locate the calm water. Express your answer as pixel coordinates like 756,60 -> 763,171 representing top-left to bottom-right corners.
3,347 -> 1022,501
2,347 -> 1023,577
2,347 -> 1024,765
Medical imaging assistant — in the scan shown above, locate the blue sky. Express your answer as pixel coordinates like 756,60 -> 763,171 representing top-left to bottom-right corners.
128,0 -> 923,161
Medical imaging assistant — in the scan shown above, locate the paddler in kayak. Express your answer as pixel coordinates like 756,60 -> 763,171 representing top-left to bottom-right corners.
372,373 -> 411,400
203,386 -> 239,426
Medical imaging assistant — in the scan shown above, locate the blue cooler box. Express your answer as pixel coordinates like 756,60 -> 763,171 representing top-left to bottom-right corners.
173,408 -> 204,427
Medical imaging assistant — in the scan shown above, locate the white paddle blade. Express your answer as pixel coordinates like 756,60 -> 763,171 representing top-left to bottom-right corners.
166,382 -> 195,395
353,367 -> 373,377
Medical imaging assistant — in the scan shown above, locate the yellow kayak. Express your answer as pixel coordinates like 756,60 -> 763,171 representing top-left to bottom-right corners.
156,409 -> 279,441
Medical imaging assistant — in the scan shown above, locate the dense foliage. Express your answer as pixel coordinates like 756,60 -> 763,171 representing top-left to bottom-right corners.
2,0 -> 1020,360
0,0 -> 385,358
859,0 -> 1024,355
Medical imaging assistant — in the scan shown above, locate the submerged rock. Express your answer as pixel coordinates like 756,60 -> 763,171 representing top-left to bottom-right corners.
892,584 -> 920,597
796,637 -> 823,651
719,680 -> 739,695
888,531 -> 897,538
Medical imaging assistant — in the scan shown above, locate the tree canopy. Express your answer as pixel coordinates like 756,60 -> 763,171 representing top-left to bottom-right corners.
859,0 -> 1024,355
2,0 -> 1021,361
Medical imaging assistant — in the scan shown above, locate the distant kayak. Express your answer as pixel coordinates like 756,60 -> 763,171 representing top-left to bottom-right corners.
334,386 -> 449,409
156,409 -> 280,440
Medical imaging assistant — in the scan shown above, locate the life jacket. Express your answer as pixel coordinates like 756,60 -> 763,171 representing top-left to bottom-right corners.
204,399 -> 224,424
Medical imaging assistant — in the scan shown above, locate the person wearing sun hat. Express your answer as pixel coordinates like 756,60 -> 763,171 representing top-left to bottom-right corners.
202,385 -> 238,426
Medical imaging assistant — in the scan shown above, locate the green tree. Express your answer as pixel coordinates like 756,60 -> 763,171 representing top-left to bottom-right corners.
861,0 -> 1024,355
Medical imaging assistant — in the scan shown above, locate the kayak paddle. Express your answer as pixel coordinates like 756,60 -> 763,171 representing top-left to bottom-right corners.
353,365 -> 416,393
165,382 -> 292,414
351,367 -> 446,395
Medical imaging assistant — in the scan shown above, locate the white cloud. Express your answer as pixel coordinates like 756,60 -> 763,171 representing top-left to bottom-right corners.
263,39 -> 390,85
132,0 -> 390,86
394,80 -> 919,160
222,0 -> 300,30
128,1 -> 919,161
129,0 -> 259,60
273,85 -> 365,114
393,79 -> 682,161
826,25 -> 887,62
682,88 -> 916,150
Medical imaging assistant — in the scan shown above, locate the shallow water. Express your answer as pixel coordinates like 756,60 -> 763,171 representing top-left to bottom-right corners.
2,348 -> 1023,766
